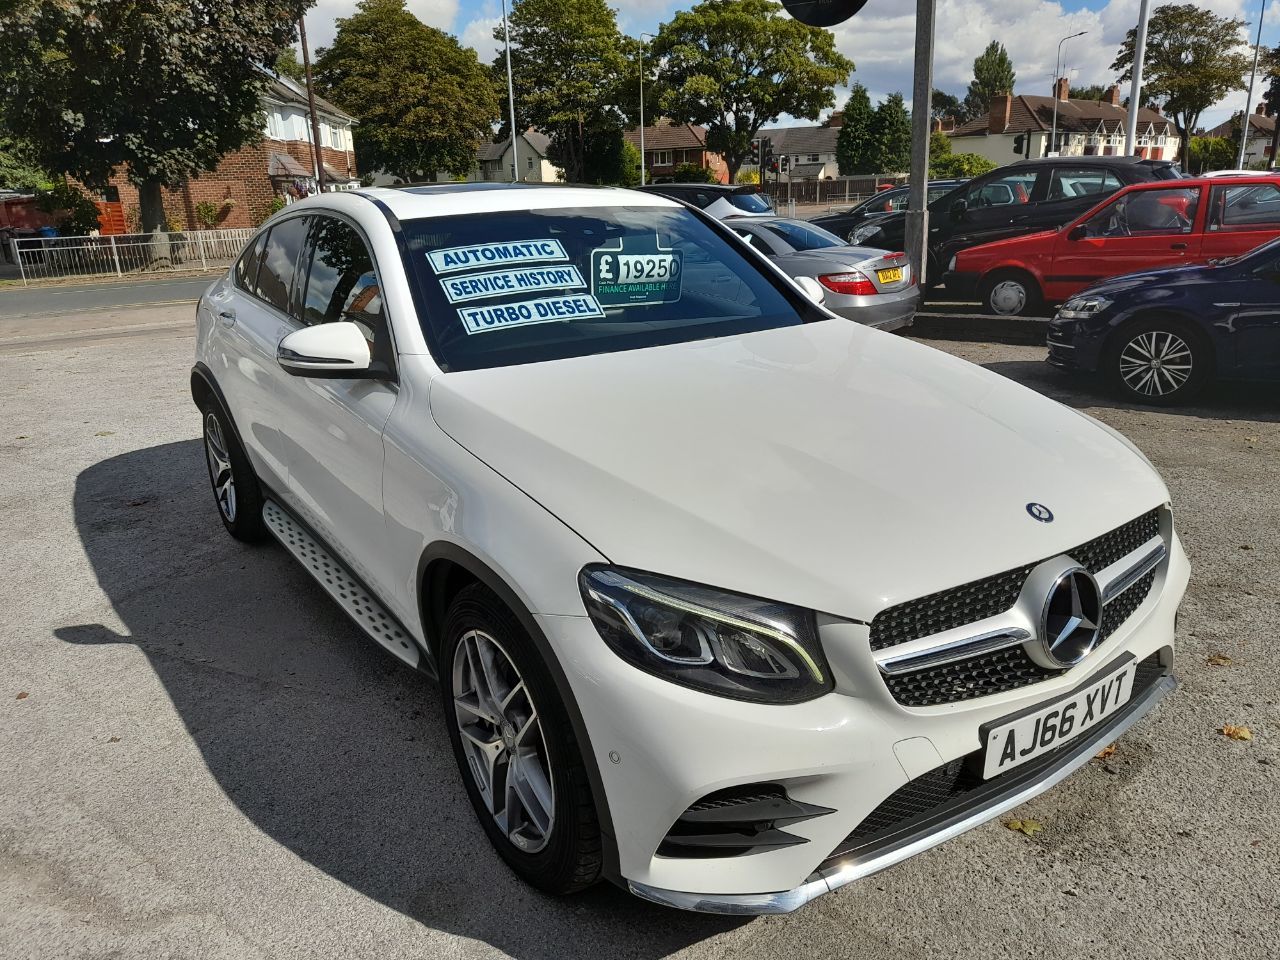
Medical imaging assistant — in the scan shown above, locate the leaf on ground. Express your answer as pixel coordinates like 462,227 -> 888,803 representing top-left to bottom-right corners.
94,430 -> 115,437
1095,743 -> 1117,760
107,736 -> 121,743
15,435 -> 28,440
1239,544 -> 1254,551
1005,819 -> 1043,837
15,691 -> 29,700
1206,654 -> 1233,666
1220,724 -> 1253,741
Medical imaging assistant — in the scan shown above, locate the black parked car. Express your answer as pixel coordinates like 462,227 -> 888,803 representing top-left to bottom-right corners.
1047,235 -> 1280,405
635,183 -> 774,219
845,156 -> 1182,284
808,179 -> 968,242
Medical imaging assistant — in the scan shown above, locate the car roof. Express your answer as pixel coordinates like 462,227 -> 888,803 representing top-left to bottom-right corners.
1004,156 -> 1174,168
636,183 -> 759,195
350,182 -> 680,219
1118,175 -> 1280,192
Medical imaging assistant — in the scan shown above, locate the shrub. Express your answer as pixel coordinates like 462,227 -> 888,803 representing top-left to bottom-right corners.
34,182 -> 100,234
735,169 -> 761,185
672,162 -> 718,183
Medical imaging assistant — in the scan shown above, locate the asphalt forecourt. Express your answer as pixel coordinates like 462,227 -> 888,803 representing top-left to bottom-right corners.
1,313 -> 1276,960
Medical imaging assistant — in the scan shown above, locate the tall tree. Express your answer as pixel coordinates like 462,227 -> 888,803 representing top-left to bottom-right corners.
498,0 -> 629,183
1262,47 -> 1280,169
273,46 -> 306,82
1111,4 -> 1251,165
836,84 -> 876,175
962,42 -> 1016,122
871,93 -> 912,174
652,0 -> 853,181
0,0 -> 305,233
930,89 -> 962,122
0,134 -> 53,191
317,0 -> 497,182
1069,83 -> 1110,101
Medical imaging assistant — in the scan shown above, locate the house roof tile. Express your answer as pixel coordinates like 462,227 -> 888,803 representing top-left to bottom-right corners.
757,125 -> 840,154
950,95 -> 1175,139
623,122 -> 709,151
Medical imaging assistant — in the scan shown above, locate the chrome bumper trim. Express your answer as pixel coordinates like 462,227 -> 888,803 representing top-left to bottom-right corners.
1098,536 -> 1166,604
627,672 -> 1176,915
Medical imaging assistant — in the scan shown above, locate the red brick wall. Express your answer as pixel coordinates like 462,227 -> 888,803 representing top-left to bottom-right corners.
100,136 -> 358,231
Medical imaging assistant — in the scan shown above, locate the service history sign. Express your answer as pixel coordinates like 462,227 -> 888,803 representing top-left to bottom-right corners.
590,235 -> 683,307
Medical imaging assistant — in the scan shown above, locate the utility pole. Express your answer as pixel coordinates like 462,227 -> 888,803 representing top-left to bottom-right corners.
299,16 -> 326,192
1237,0 -> 1266,170
638,33 -> 655,186
904,0 -> 934,287
501,0 -> 519,181
1124,0 -> 1152,156
1050,31 -> 1087,157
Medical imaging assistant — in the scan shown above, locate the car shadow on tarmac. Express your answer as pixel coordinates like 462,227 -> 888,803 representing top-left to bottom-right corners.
56,439 -> 746,959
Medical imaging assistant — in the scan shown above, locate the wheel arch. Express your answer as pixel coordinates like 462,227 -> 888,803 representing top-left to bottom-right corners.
416,541 -> 621,882
191,363 -> 255,466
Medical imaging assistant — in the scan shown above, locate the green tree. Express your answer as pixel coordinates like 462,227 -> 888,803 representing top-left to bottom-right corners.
1186,136 -> 1237,174
835,83 -> 876,175
1111,4 -> 1251,165
1069,83 -> 1110,101
931,152 -> 996,178
0,134 -> 53,191
962,42 -> 1016,122
618,140 -> 642,187
871,93 -> 912,174
272,46 -> 306,82
498,0 -> 629,183
317,0 -> 498,182
0,0 -> 305,233
652,0 -> 853,181
928,129 -> 951,169
930,90 -> 962,122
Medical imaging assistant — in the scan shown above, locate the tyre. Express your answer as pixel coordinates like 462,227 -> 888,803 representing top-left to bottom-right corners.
980,270 -> 1042,317
1104,316 -> 1209,406
442,583 -> 602,895
200,402 -> 266,542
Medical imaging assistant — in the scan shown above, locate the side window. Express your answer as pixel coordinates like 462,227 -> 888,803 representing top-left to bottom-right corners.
1047,167 -> 1122,201
254,216 -> 310,316
966,172 -> 1035,207
233,232 -> 266,291
1210,183 -> 1280,231
301,215 -> 388,353
1080,187 -> 1199,238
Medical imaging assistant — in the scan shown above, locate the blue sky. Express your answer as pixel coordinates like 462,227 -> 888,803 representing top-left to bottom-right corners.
305,0 -> 1279,133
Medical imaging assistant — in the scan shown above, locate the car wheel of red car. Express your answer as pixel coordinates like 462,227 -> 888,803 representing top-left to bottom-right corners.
980,270 -> 1042,317
1104,316 -> 1210,406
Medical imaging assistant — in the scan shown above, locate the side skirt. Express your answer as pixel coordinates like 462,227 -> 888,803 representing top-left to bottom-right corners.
262,499 -> 431,675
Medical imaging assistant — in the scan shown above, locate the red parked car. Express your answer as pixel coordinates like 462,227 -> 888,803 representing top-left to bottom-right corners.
944,176 -> 1280,315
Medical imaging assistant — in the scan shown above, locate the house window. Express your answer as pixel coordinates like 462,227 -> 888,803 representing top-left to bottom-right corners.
807,154 -> 820,163
653,150 -> 672,166
527,156 -> 534,169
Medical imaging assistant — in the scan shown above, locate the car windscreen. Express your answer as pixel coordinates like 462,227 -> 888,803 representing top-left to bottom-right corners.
758,219 -> 845,251
401,205 -> 817,371
728,192 -> 773,213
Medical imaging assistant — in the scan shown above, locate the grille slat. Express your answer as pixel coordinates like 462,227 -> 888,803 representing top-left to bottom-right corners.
873,509 -> 1162,707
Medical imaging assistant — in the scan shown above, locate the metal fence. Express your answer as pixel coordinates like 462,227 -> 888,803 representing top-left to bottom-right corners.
760,175 -> 908,209
10,228 -> 255,285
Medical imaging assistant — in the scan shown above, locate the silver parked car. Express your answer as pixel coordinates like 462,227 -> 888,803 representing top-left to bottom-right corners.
726,216 -> 919,331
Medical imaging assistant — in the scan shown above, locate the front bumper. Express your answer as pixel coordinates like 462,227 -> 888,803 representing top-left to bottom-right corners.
826,285 -> 919,332
540,528 -> 1189,913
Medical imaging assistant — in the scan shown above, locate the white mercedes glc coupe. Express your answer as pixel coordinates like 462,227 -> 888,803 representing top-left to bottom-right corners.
192,184 -> 1188,914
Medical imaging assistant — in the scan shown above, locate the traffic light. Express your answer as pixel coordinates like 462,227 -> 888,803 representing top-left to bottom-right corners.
780,155 -> 791,173
750,138 -> 762,167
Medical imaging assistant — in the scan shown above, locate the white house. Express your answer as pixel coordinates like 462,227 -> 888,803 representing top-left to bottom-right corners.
1206,105 -> 1276,169
742,122 -> 842,181
440,129 -> 560,183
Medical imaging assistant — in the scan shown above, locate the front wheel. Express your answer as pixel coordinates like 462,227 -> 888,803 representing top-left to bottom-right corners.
1104,318 -> 1209,405
442,583 -> 602,895
980,271 -> 1042,316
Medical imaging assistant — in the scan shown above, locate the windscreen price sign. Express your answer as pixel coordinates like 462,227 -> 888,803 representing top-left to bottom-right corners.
590,236 -> 683,307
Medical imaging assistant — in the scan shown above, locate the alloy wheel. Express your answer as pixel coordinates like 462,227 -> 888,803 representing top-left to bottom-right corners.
1118,330 -> 1193,398
452,629 -> 555,854
989,279 -> 1028,315
204,412 -> 236,522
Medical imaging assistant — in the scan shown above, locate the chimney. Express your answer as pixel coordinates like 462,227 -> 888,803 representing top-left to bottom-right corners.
989,93 -> 1012,134
1106,84 -> 1121,106
1257,102 -> 1268,116
1054,77 -> 1070,101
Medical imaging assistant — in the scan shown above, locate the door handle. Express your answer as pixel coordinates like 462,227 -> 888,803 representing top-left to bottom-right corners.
1170,242 -> 1188,251
218,308 -> 236,327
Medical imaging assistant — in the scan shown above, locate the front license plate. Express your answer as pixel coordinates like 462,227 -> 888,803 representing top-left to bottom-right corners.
876,267 -> 903,284
982,661 -> 1137,779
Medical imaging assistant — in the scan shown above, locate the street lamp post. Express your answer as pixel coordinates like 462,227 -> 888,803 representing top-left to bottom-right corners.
1124,0 -> 1152,155
501,0 -> 519,182
1049,30 -> 1087,157
1237,0 -> 1266,170
638,33 -> 655,186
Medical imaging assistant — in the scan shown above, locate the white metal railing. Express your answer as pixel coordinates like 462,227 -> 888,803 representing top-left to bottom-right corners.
10,227 -> 255,285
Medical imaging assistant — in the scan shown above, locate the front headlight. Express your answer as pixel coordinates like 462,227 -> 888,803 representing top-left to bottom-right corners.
850,223 -> 881,245
579,566 -> 833,704
1056,295 -> 1112,320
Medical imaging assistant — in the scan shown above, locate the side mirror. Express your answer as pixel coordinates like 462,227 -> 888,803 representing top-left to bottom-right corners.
1068,225 -> 1087,241
949,198 -> 967,221
277,321 -> 377,379
793,275 -> 826,305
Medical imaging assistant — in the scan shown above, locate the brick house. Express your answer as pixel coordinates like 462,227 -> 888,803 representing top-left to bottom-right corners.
96,75 -> 358,232
623,122 -> 729,183
947,80 -> 1179,165
1205,104 -> 1276,169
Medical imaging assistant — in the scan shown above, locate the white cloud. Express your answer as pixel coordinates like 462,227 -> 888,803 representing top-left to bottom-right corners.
302,0 -> 460,48
459,15 -> 503,63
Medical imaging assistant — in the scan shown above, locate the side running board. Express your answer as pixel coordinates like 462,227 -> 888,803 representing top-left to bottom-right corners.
262,500 -> 422,670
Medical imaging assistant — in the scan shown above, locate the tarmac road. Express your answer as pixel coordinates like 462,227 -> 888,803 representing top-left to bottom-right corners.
0,275 -> 211,319
1,308 -> 1277,959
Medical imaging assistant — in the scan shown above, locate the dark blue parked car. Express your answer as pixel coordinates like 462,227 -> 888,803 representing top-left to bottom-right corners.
1047,236 -> 1280,404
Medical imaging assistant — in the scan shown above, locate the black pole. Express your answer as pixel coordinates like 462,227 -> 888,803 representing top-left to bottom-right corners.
905,0 -> 935,285
299,17 -> 326,193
